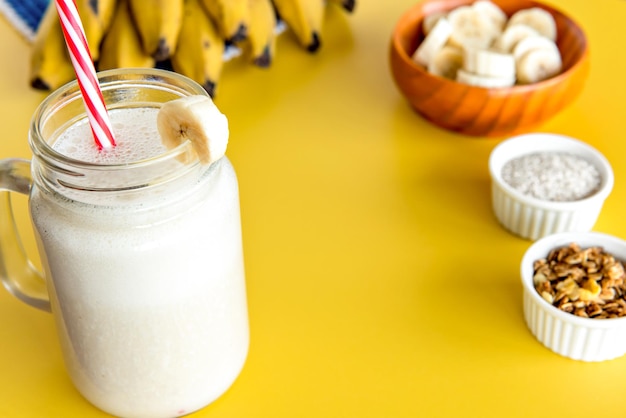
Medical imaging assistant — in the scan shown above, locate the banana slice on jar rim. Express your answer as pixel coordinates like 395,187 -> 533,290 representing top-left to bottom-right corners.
157,95 -> 229,165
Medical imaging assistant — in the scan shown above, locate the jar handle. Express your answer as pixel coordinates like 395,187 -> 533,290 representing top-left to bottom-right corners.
0,159 -> 50,312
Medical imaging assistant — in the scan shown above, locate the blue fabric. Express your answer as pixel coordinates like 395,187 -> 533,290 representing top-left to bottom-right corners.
0,0 -> 49,39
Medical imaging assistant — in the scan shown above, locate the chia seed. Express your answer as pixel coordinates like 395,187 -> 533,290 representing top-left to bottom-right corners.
501,152 -> 601,202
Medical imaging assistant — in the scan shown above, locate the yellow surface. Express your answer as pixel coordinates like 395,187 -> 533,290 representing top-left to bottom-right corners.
1,1 -> 626,417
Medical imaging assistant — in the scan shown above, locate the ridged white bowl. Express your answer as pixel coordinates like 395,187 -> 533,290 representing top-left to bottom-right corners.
521,232 -> 626,362
489,133 -> 613,241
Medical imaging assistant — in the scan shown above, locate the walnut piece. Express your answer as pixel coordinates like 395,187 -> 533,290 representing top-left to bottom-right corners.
533,243 -> 626,319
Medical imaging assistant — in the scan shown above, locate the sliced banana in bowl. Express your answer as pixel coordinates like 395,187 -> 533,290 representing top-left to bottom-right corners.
428,46 -> 464,79
472,0 -> 507,29
389,0 -> 589,136
516,47 -> 563,84
446,5 -> 502,50
507,6 -> 557,41
493,24 -> 539,53
410,0 -> 564,87
456,68 -> 515,88
412,18 -> 453,67
512,34 -> 559,61
463,48 -> 516,80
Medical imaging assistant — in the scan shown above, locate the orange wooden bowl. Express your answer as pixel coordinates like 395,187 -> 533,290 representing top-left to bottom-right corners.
389,0 -> 589,137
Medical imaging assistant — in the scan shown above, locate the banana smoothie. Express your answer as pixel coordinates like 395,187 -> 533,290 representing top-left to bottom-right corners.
29,105 -> 249,418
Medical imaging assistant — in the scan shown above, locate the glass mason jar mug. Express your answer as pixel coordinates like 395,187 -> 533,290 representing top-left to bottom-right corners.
0,69 -> 249,418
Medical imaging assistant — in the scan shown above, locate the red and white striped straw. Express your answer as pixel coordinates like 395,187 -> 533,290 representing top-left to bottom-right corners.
54,0 -> 116,150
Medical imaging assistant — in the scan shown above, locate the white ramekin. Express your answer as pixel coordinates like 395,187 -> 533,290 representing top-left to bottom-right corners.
521,232 -> 626,362
489,133 -> 613,241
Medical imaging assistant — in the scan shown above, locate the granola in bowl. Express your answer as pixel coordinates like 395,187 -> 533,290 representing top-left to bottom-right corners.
521,232 -> 626,362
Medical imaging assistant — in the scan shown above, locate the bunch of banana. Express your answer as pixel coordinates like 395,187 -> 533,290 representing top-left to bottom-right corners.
170,0 -> 224,97
31,0 -> 118,90
29,0 -> 357,97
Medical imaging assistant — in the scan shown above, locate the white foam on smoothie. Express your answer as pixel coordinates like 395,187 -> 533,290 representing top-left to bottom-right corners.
53,107 -> 169,164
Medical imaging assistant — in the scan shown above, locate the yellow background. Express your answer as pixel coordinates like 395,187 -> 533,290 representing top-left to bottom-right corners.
2,0 -> 626,417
